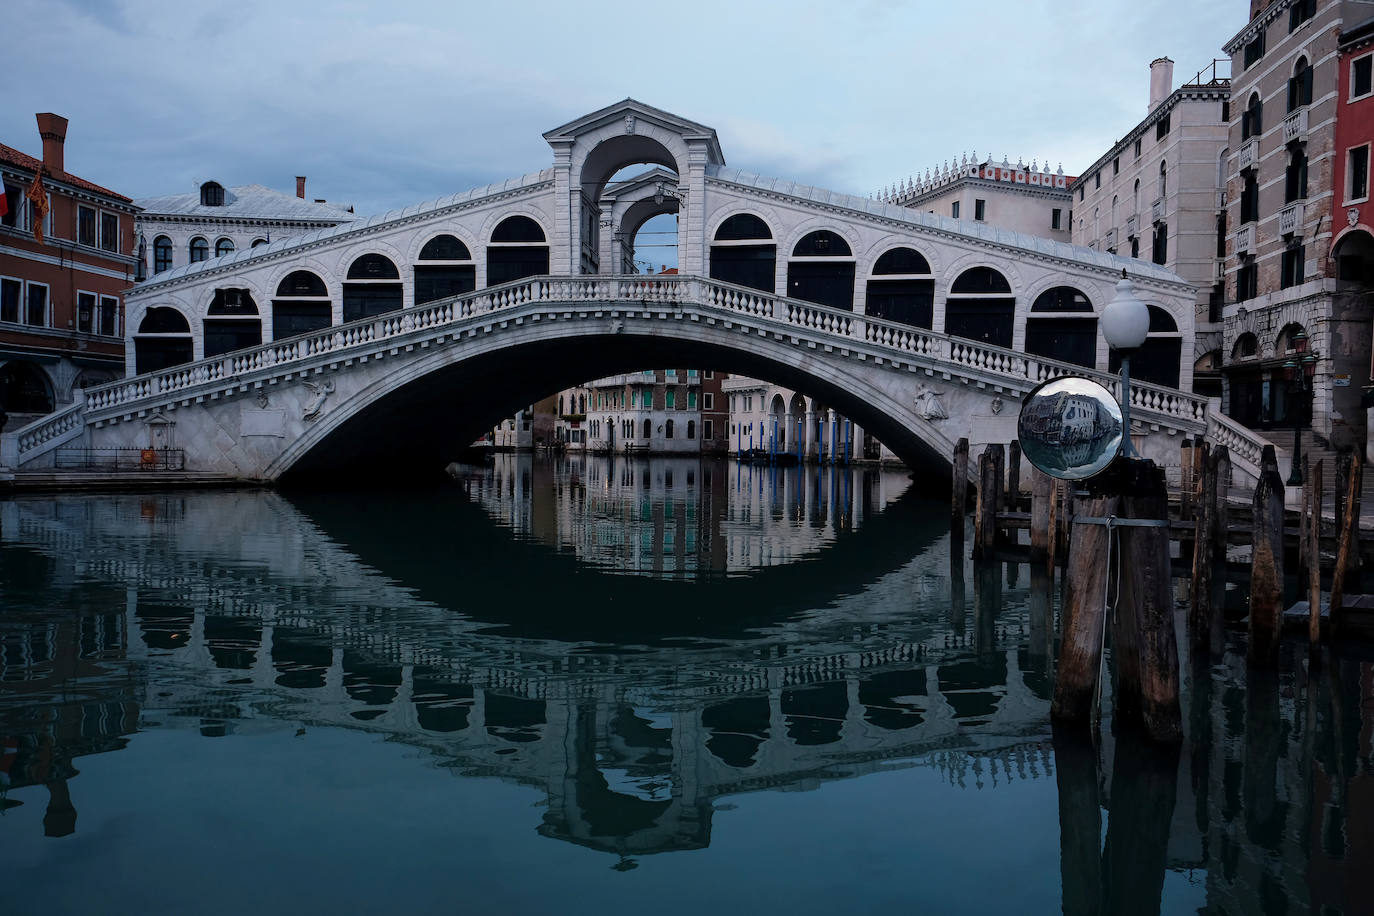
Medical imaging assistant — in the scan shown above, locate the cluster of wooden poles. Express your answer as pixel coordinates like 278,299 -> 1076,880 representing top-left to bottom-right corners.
948,435 -> 1366,745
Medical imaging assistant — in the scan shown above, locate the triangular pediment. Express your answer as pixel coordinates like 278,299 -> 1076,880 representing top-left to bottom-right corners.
601,167 -> 679,200
544,99 -> 725,165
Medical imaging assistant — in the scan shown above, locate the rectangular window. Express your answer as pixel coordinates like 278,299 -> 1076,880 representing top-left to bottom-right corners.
1236,259 -> 1258,301
688,389 -> 697,409
77,206 -> 96,247
1113,157 -> 1120,175
1051,208 -> 1062,230
1152,223 -> 1168,266
974,199 -> 986,221
1290,0 -> 1314,31
77,291 -> 95,333
1077,186 -> 1084,201
1350,145 -> 1370,202
1281,245 -> 1306,288
100,212 -> 119,253
0,277 -> 19,322
704,419 -> 713,440
951,201 -> 960,218
99,295 -> 118,336
704,370 -> 713,379
703,392 -> 714,410
1243,32 -> 1265,69
26,282 -> 47,326
687,368 -> 697,378
1094,172 -> 1101,189
1131,236 -> 1140,259
1355,55 -> 1374,100
1134,138 -> 1142,158
666,389 -> 675,409
1222,100 -> 1230,123
1156,113 -> 1171,140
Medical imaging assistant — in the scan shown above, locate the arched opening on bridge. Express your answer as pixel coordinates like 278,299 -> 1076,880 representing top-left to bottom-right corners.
343,254 -> 403,322
945,267 -> 1014,348
710,214 -> 775,293
703,696 -> 769,768
414,234 -> 475,305
604,165 -> 680,274
273,270 -> 332,339
203,288 -> 262,358
1025,286 -> 1096,369
487,217 -> 549,286
1334,228 -> 1374,284
576,132 -> 684,274
134,307 -> 193,374
0,360 -> 55,416
787,230 -> 854,310
770,393 -> 787,450
865,247 -> 934,328
1109,305 -> 1181,389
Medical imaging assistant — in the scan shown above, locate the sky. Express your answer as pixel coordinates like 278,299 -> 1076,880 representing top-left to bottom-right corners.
8,0 -> 1238,225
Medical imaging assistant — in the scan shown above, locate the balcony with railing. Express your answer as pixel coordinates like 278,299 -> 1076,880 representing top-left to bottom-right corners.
1104,228 -> 1117,250
1235,223 -> 1255,254
1237,139 -> 1259,172
1283,107 -> 1308,144
1279,201 -> 1305,236
1152,197 -> 1166,223
1126,214 -> 1138,238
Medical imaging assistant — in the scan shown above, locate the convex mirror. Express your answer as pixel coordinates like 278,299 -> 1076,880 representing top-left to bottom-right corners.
1017,377 -> 1124,480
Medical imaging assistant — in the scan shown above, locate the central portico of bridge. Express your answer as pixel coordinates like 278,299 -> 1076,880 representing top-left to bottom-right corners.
0,99 -> 1275,484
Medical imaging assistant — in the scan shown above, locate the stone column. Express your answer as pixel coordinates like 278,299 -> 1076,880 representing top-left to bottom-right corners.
828,409 -> 838,463
804,409 -> 817,461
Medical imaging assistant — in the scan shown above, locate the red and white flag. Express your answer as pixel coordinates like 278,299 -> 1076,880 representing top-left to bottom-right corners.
26,171 -> 48,243
0,184 -> 8,220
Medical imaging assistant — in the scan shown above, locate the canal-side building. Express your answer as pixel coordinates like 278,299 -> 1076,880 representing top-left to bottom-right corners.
1220,0 -> 1374,450
879,155 -> 1074,244
1070,57 -> 1232,397
0,113 -> 140,426
135,178 -> 355,278
723,377 -> 880,461
584,368 -> 706,455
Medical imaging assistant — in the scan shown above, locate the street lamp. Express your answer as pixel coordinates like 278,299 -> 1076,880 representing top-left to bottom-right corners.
1101,269 -> 1151,458
1283,329 -> 1318,486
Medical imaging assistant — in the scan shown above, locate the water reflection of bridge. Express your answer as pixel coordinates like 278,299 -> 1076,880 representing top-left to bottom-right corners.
0,488 -> 1053,857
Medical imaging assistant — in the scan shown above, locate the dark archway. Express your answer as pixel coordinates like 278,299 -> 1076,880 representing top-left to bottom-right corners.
203,288 -> 262,357
787,230 -> 854,310
134,307 -> 193,374
415,234 -> 476,305
945,267 -> 1014,348
487,217 -> 549,286
1109,305 -> 1181,388
1025,286 -> 1096,369
710,214 -> 775,293
273,270 -> 332,339
0,360 -> 54,415
1334,229 -> 1374,284
865,247 -> 934,328
343,254 -> 403,322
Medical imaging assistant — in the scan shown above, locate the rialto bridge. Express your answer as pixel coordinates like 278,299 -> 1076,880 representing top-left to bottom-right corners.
0,100 -> 1273,484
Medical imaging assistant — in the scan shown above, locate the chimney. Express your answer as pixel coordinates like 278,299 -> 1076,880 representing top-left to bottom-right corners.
1148,57 -> 1175,113
296,176 -> 306,199
35,113 -> 68,174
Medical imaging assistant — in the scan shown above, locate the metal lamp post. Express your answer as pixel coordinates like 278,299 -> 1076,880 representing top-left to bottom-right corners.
1101,270 -> 1151,458
1283,329 -> 1317,486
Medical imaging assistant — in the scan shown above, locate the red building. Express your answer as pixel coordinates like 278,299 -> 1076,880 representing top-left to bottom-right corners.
0,113 -> 139,426
1333,17 -> 1374,388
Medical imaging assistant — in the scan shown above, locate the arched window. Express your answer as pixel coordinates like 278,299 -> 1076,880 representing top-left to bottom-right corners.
865,247 -> 934,328
1243,93 -> 1263,140
710,213 -> 775,293
251,238 -> 268,248
273,270 -> 332,339
1133,179 -> 1140,216
134,307 -> 193,374
578,393 -> 585,414
1286,148 -> 1308,203
1233,332 -> 1259,359
1289,57 -> 1313,111
1158,161 -> 1168,199
1111,196 -> 1118,242
153,235 -> 173,273
215,237 -> 235,257
0,361 -> 54,415
945,267 -> 1014,348
203,288 -> 261,357
189,237 -> 209,263
199,181 -> 225,207
1109,305 -> 1181,388
666,419 -> 675,439
343,254 -> 402,322
415,234 -> 476,306
1026,286 -> 1096,369
787,230 -> 855,310
687,419 -> 696,440
487,216 -> 548,286
643,418 -> 652,439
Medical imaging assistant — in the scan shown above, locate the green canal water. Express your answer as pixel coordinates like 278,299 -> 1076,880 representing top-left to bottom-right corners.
0,454 -> 1366,914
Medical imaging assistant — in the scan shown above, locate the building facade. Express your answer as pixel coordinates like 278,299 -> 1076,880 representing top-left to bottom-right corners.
881,155 -> 1073,244
582,369 -> 722,455
722,377 -> 881,462
1070,57 -> 1232,396
1221,0 -> 1374,449
0,113 -> 139,426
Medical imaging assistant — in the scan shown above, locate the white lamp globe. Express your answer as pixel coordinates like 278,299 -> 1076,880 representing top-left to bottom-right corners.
1101,270 -> 1151,353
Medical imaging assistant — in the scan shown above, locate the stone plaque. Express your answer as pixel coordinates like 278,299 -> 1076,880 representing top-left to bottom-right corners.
242,409 -> 286,437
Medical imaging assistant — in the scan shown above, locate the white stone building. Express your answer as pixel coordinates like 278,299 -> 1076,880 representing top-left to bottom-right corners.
880,155 -> 1074,243
722,377 -> 879,461
136,178 -> 354,279
1071,57 -> 1232,397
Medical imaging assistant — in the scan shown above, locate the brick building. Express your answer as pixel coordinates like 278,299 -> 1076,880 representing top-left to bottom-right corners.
0,113 -> 139,427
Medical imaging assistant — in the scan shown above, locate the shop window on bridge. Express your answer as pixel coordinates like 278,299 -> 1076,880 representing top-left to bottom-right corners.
787,230 -> 855,311
1109,305 -> 1181,389
134,306 -> 193,374
273,270 -> 332,339
487,216 -> 549,286
0,360 -> 55,415
710,213 -> 776,293
1025,286 -> 1097,369
203,288 -> 262,357
944,266 -> 1014,348
343,253 -> 403,322
415,234 -> 476,305
865,246 -> 934,328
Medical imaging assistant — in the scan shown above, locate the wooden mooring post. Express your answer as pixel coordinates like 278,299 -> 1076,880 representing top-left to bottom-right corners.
1030,467 -> 1052,573
1332,455 -> 1363,630
951,437 -> 969,538
1190,445 -> 1228,655
1308,459 -> 1324,653
973,444 -> 1004,561
1006,440 -> 1022,512
1248,461 -> 1286,668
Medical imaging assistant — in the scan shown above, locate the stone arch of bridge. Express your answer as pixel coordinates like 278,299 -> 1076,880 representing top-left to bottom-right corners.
268,320 -> 963,484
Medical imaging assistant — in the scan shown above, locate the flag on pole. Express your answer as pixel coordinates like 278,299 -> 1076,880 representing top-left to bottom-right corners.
26,171 -> 49,244
0,183 -> 8,220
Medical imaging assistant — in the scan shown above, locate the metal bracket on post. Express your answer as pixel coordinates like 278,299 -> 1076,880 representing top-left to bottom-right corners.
1072,515 -> 1170,529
